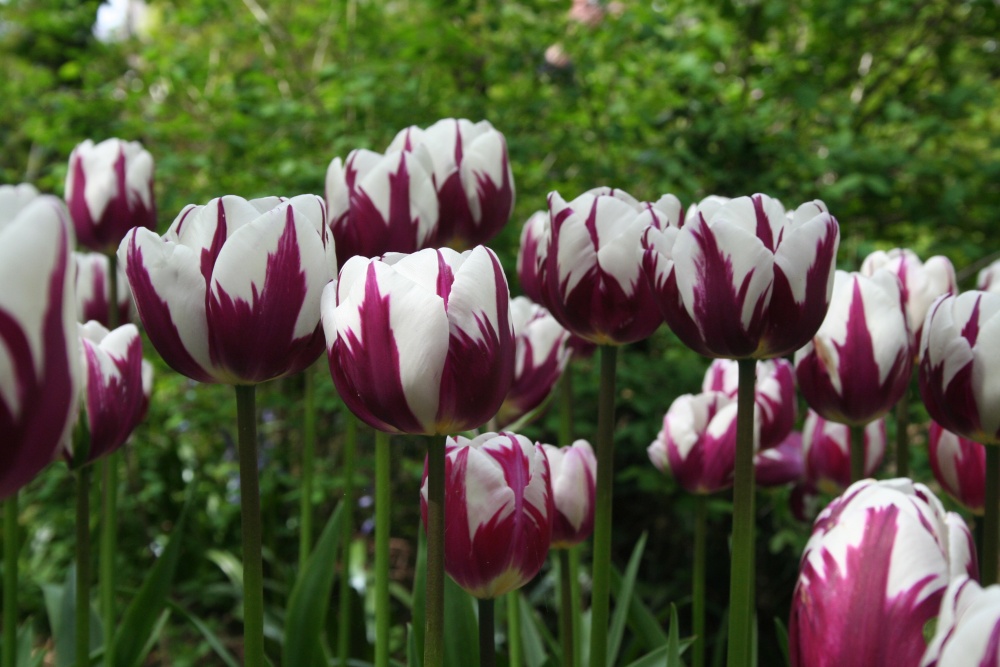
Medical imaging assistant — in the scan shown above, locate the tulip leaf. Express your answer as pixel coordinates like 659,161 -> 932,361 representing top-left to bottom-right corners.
516,591 -> 549,667
282,501 -> 344,667
609,564 -> 669,649
410,527 -> 426,667
49,565 -> 103,667
443,577 -> 478,667
620,605 -> 692,667
607,531 -> 649,666
15,622 -> 46,667
166,600 -> 240,667
774,617 -> 790,667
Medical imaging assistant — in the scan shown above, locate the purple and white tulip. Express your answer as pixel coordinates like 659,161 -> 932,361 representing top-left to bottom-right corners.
648,391 -> 751,494
802,409 -> 886,493
702,357 -> 796,449
922,575 -> 1000,667
789,478 -> 978,667
0,196 -> 80,498
643,194 -> 839,359
323,246 -> 514,435
795,270 -> 912,426
119,195 -> 336,385
516,210 -> 550,306
66,322 -> 146,467
75,251 -> 131,326
929,420 -> 986,515
325,147 -> 439,265
542,440 -> 597,548
919,291 -> 1000,445
545,187 -> 664,345
65,138 -> 156,251
756,431 -> 805,488
388,118 -> 514,249
860,248 -> 956,347
977,259 -> 1000,295
421,432 -> 553,599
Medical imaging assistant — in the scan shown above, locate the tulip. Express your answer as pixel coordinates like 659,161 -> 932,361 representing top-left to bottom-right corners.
977,259 -> 1000,295
541,440 -> 596,548
789,478 -> 977,667
516,210 -> 550,306
756,431 -> 804,488
795,270 -> 912,426
921,575 -> 1000,667
702,357 -> 796,449
323,245 -> 514,435
928,420 -> 985,515
388,118 -> 515,249
420,432 -> 553,599
0,183 -> 41,220
75,251 -> 131,326
495,297 -> 571,428
683,195 -> 729,226
801,410 -> 885,493
119,194 -> 335,385
65,138 -> 156,251
325,147 -> 439,265
643,194 -> 839,359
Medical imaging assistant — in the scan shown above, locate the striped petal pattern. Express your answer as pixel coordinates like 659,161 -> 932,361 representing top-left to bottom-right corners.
922,575 -> 1000,667
702,357 -> 796,449
802,409 -> 886,493
75,251 -> 131,326
542,440 -> 596,548
929,420 -> 986,515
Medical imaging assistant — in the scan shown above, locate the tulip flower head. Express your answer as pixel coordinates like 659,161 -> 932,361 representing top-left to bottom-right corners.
919,291 -> 1000,445
323,245 -> 514,435
542,440 -> 597,548
702,357 -> 796,449
65,138 -> 156,251
921,575 -> 1000,667
756,431 -> 805,488
421,432 -> 553,599
516,210 -> 550,306
643,194 -> 839,359
801,409 -> 885,493
325,147 -> 439,265
795,270 -> 912,426
75,251 -> 131,326
789,478 -> 977,667
0,196 -> 80,498
545,187 -> 665,345
119,195 -> 336,385
388,118 -> 515,249
976,259 -> 1000,295
928,420 -> 985,515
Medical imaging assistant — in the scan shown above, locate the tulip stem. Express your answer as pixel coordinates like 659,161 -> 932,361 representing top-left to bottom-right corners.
235,385 -> 265,667
76,466 -> 92,667
589,344 -> 618,667
559,364 -> 574,445
337,413 -> 357,666
850,425 -> 866,483
569,547 -> 582,667
726,358 -> 756,667
895,390 -> 910,478
3,494 -> 18,667
984,447 -> 1000,585
375,430 -> 391,667
100,455 -> 118,667
693,494 -> 707,667
299,367 -> 317,572
557,550 -> 573,667
507,591 -> 521,667
479,598 -> 495,667
424,438 -> 446,667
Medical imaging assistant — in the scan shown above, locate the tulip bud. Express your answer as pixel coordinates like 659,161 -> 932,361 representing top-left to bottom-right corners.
702,357 -> 796,449
929,420 -> 985,515
976,259 -> 1000,295
75,251 -> 131,326
921,575 -> 1000,667
516,210 -> 550,306
421,432 -> 553,599
542,440 -> 597,548
756,431 -> 804,488
801,409 -> 885,493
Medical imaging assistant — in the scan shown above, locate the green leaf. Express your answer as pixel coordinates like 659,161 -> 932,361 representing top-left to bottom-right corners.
517,591 -> 548,667
609,564 -> 668,649
167,600 -> 239,667
667,603 -> 682,667
443,577 -> 478,667
15,622 -> 45,667
608,532 -> 648,666
283,502 -> 344,667
774,617 -> 790,667
410,528 -> 426,667
50,565 -> 102,667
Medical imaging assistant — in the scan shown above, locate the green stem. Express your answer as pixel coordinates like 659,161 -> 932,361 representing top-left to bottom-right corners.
983,447 -> 1000,585
299,367 -> 316,571
568,547 -> 582,667
102,252 -> 120,667
3,494 -> 18,667
693,495 -> 707,667
557,550 -> 573,667
506,592 -> 521,667
337,414 -> 358,667
107,253 -> 120,330
726,358 -> 756,667
895,392 -> 909,478
850,424 -> 866,484
559,364 -> 574,445
76,466 -> 92,667
588,345 -> 618,667
424,438 -> 446,667
235,385 -> 265,667
479,598 -> 495,667
375,430 -> 391,667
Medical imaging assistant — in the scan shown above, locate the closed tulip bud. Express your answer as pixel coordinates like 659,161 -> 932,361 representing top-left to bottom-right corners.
922,575 -> 1000,667
388,118 -> 515,249
66,138 -> 156,251
516,210 -> 550,306
919,291 -> 1000,445
67,322 -> 146,467
325,148 -> 439,265
643,194 -> 839,359
546,187 -> 664,345
802,409 -> 885,493
702,357 -> 796,449
495,297 -> 571,428
649,391 -> 754,494
929,420 -> 985,515
795,270 -> 912,426
789,478 -> 978,667
75,251 -> 131,325
976,259 -> 1000,295
756,431 -> 804,488
323,246 -> 514,435
542,440 -> 597,548
0,196 -> 80,498
860,248 -> 956,347
421,432 -> 553,598
119,195 -> 336,385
